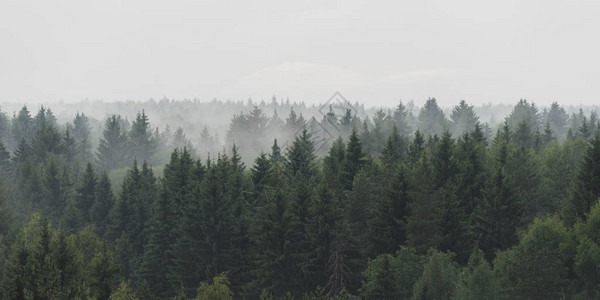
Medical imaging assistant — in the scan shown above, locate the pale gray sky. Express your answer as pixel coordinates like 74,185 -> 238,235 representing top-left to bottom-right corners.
1,0 -> 599,107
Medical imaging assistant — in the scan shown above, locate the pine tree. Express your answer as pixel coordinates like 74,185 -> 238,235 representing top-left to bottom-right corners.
302,183 -> 338,291
412,250 -> 458,300
12,106 -> 33,144
476,139 -> 521,259
0,137 -> 11,176
393,101 -> 412,136
380,125 -> 406,167
454,248 -> 500,300
128,111 -> 157,164
251,152 -> 272,204
250,163 -> 293,298
31,119 -> 62,161
450,100 -> 479,136
77,163 -> 97,224
431,130 -> 457,189
96,115 -> 128,172
343,127 -> 365,190
42,155 -> 66,221
546,102 -> 568,141
269,139 -> 283,163
368,164 -> 411,256
72,112 -> 93,165
285,127 -> 316,179
88,243 -> 120,300
409,130 -> 425,162
565,135 -> 600,224
0,184 -> 11,236
91,172 -> 115,237
418,98 -> 448,138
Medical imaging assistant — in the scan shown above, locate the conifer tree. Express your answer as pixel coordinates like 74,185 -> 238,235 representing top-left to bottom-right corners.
368,164 -> 411,256
91,172 -> 115,236
250,152 -> 271,205
454,248 -> 500,300
450,100 -> 479,136
285,127 -> 316,178
72,112 -> 93,165
566,134 -> 600,224
97,115 -> 129,172
343,127 -> 365,190
380,125 -> 406,167
302,182 -> 338,291
269,139 -> 283,163
409,130 -> 425,162
12,106 -> 33,145
412,250 -> 458,300
418,98 -> 448,138
250,163 -> 294,298
128,111 -> 157,164
77,163 -> 97,224
477,138 -> 521,258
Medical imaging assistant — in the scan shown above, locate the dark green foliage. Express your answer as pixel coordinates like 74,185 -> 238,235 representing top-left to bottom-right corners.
4,101 -> 600,299
496,216 -> 575,299
250,163 -> 294,298
91,172 -> 115,236
565,135 -> 600,224
77,163 -> 97,224
368,164 -> 411,256
412,250 -> 458,300
454,248 -> 500,300
408,130 -> 425,162
285,127 -> 316,178
574,200 -> 600,297
477,137 -> 522,259
343,127 -> 365,189
360,249 -> 424,299
380,125 -> 406,167
251,152 -> 272,204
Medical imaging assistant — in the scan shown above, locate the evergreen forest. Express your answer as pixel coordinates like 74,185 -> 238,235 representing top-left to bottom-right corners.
1,98 -> 600,299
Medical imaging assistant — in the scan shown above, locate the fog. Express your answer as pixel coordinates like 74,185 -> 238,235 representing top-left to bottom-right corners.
2,0 -> 600,106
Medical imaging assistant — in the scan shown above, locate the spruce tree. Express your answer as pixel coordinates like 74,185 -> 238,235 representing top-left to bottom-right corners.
368,164 -> 411,256
77,163 -> 97,224
343,127 -> 365,190
409,130 -> 425,162
412,250 -> 458,300
380,125 -> 406,167
476,138 -> 521,258
128,111 -> 157,164
91,172 -> 115,237
565,134 -> 600,224
96,115 -> 128,172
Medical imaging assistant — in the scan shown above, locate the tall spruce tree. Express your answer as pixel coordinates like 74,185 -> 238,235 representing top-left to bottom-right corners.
128,111 -> 157,164
77,163 -> 97,224
96,115 -> 128,172
565,134 -> 600,224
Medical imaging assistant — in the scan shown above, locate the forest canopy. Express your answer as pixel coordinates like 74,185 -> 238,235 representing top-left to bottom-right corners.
0,98 -> 599,299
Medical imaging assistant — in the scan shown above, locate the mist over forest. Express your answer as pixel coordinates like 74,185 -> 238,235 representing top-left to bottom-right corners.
2,95 -> 600,299
0,97 -> 597,165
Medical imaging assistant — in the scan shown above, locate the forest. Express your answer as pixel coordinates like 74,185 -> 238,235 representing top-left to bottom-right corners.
0,98 -> 600,299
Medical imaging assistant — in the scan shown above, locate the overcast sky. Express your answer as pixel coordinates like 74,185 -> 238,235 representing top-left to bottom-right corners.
1,0 -> 599,107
